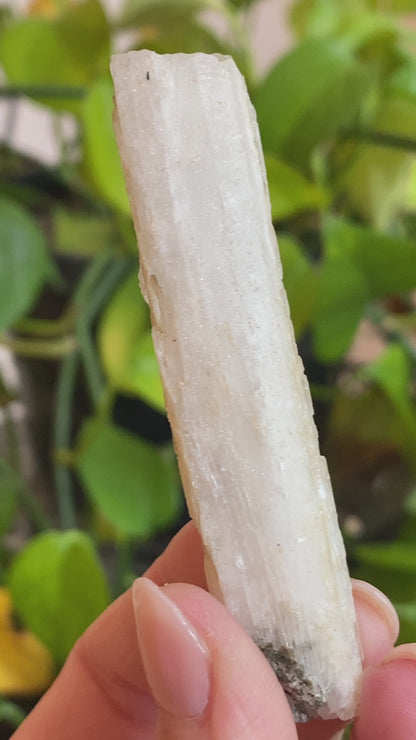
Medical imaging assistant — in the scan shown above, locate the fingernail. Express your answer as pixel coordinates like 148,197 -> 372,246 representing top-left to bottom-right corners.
382,643 -> 416,665
352,579 -> 400,642
132,577 -> 210,719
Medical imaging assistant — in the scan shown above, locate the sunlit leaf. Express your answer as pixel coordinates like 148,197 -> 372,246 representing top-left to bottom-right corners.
265,155 -> 328,220
82,76 -> 130,214
54,0 -> 110,80
290,0 -> 345,40
340,95 -> 416,227
8,531 -> 110,664
121,0 -> 217,26
0,0 -> 109,110
0,17 -> 81,87
98,272 -> 165,410
27,0 -> 67,17
255,39 -> 369,168
365,0 -> 416,11
0,198 -> 50,330
76,421 -> 181,538
127,331 -> 165,412
52,207 -> 117,257
0,589 -> 54,696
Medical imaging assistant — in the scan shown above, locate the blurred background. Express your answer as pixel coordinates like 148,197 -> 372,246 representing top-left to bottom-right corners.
1,0 -> 416,736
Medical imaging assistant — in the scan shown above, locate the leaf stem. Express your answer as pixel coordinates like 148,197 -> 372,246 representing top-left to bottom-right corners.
0,334 -> 77,359
0,86 -> 86,99
2,405 -> 51,531
345,128 -> 416,153
53,351 -> 79,529
76,256 -> 133,409
14,310 -> 76,338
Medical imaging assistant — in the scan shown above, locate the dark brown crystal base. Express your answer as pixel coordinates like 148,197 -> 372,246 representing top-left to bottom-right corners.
259,643 -> 324,723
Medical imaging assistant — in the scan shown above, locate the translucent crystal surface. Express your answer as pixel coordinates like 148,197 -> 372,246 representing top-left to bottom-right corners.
111,50 -> 363,722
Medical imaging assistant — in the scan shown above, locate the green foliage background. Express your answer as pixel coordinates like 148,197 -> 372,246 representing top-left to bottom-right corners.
1,0 -> 416,730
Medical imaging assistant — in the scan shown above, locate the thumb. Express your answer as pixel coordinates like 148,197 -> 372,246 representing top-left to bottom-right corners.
134,578 -> 297,740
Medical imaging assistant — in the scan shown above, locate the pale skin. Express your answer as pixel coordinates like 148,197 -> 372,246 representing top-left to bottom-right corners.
11,521 -> 416,739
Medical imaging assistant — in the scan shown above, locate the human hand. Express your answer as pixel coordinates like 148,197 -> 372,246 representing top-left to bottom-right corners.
11,521 -> 415,739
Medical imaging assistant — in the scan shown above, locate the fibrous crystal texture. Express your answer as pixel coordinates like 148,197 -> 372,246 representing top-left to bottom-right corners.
111,50 -> 363,722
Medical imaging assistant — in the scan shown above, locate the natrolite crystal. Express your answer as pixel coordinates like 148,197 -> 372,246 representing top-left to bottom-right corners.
111,50 -> 363,722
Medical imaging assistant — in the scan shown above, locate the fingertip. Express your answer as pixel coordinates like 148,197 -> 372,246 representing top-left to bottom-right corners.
352,580 -> 399,643
352,579 -> 399,667
162,583 -> 298,740
132,577 -> 211,720
352,657 -> 416,739
382,642 -> 416,665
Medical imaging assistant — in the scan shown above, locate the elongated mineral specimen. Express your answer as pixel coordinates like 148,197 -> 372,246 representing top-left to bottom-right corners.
111,50 -> 363,722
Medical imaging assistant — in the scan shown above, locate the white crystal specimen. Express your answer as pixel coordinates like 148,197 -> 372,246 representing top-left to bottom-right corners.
111,50 -> 363,722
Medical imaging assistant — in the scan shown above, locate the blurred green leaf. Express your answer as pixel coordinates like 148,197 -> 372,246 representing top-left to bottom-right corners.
54,0 -> 110,79
53,207 -> 117,257
323,216 -> 416,298
0,18 -> 81,88
389,56 -> 416,100
127,331 -> 165,412
279,234 -> 319,337
265,155 -> 328,220
0,460 -> 20,538
395,602 -> 416,644
356,540 -> 416,574
0,198 -> 49,330
312,219 -> 373,362
291,0 -> 400,67
291,0 -> 347,40
312,217 -> 416,360
0,698 -> 26,729
365,0 -> 416,11
8,530 -> 110,663
398,512 -> 416,541
353,560 -> 416,603
121,0 -> 218,23
82,76 -> 130,214
313,258 -> 368,362
227,0 -> 257,7
255,39 -> 369,168
138,18 -> 229,56
98,272 -> 165,410
363,343 -> 416,455
340,95 -> 416,227
0,0 -> 109,110
76,421 -> 180,538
